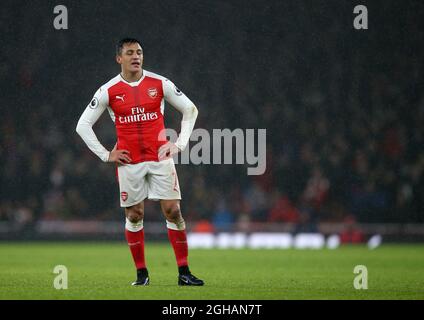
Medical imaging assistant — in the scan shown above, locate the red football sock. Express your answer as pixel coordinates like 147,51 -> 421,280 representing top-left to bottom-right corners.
125,229 -> 146,269
167,228 -> 188,267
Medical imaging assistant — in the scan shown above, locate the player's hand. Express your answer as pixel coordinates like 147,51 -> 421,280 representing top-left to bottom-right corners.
108,143 -> 132,165
158,141 -> 180,161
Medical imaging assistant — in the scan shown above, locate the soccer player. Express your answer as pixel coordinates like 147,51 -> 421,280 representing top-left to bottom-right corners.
76,38 -> 204,286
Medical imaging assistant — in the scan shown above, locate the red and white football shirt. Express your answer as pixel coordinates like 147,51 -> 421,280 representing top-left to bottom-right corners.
76,70 -> 196,163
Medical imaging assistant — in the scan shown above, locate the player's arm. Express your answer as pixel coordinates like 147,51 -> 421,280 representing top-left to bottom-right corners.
76,87 -> 131,164
159,79 -> 198,160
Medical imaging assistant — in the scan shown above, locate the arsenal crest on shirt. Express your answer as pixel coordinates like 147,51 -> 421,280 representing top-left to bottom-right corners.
121,192 -> 128,201
147,87 -> 158,98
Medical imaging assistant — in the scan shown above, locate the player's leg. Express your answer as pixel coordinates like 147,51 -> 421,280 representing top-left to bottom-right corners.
147,158 -> 204,285
117,162 -> 149,286
161,199 -> 204,286
125,202 -> 149,286
160,199 -> 187,267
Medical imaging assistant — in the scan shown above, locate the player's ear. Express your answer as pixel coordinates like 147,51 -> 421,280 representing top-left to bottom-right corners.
116,55 -> 122,65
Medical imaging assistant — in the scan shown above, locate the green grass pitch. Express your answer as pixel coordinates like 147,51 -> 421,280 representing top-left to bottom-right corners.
0,242 -> 423,299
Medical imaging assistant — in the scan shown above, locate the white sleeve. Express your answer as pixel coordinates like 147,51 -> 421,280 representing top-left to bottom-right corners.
75,87 -> 110,162
163,79 -> 198,151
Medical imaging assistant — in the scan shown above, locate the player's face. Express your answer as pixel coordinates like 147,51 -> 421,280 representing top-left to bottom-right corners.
117,43 -> 143,73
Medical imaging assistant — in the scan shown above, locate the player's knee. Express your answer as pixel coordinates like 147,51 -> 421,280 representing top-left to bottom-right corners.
126,206 -> 144,222
164,205 -> 182,223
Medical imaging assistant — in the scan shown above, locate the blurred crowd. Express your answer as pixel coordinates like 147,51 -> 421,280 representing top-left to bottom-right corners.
0,1 -> 423,232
